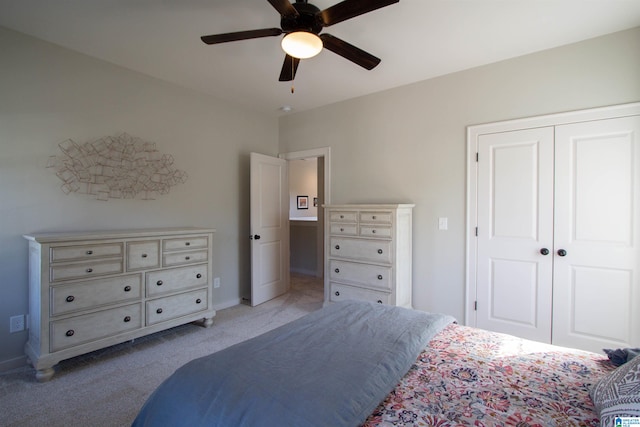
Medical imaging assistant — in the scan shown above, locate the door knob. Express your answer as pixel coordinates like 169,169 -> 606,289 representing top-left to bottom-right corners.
557,249 -> 567,257
250,235 -> 261,240
540,248 -> 549,255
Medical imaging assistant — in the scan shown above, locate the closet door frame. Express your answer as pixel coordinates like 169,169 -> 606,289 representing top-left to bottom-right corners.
466,101 -> 640,327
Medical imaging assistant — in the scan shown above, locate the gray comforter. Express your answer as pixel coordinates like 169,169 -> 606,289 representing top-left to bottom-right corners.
132,300 -> 455,427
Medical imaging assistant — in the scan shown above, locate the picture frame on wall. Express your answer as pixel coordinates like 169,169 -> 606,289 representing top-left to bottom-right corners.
297,196 -> 309,209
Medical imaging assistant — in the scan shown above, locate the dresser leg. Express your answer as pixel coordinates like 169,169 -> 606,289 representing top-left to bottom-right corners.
35,367 -> 55,382
202,317 -> 214,328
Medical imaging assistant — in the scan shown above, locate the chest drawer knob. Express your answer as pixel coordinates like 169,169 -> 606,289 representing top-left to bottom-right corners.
156,308 -> 163,314
372,229 -> 377,234
335,245 -> 340,250
377,275 -> 383,280
340,228 -> 344,232
124,316 -> 131,322
372,216 -> 377,220
196,273 -> 202,279
185,256 -> 190,260
377,300 -> 383,304
185,242 -> 191,246
66,295 -> 75,303
334,268 -> 340,274
65,330 -> 75,337
85,268 -> 93,273
156,280 -> 163,286
340,215 -> 344,219
124,285 -> 131,292
377,249 -> 383,254
196,299 -> 202,304
86,250 -> 93,255
334,291 -> 340,296
141,253 -> 148,258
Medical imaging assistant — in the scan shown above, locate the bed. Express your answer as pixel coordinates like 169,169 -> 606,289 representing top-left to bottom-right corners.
132,300 -> 638,427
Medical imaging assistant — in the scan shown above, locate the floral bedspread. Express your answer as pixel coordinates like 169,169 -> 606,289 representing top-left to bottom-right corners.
362,324 -> 615,427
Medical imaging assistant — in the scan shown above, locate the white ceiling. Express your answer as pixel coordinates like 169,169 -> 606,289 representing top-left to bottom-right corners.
1,0 -> 639,116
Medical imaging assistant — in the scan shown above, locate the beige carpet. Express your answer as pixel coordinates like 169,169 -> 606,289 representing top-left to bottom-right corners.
0,274 -> 324,427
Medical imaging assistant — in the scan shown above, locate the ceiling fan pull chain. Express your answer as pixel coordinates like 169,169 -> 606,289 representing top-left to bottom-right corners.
291,58 -> 295,94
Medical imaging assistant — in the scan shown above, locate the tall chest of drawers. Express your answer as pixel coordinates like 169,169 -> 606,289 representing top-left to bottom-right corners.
324,204 -> 414,308
23,227 -> 215,382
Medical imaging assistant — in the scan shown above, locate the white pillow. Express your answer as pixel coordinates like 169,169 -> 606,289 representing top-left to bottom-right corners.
590,354 -> 640,426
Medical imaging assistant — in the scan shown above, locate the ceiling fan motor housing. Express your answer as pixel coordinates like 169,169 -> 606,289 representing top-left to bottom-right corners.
281,1 -> 323,34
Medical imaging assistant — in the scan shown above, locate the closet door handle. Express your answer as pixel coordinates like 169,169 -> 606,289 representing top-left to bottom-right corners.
540,248 -> 549,255
557,249 -> 567,257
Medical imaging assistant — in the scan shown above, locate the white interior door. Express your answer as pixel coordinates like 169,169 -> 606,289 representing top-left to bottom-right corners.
250,153 -> 289,306
552,116 -> 640,352
476,127 -> 555,343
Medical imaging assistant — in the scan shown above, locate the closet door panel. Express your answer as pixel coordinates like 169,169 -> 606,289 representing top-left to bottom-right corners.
553,116 -> 640,352
476,127 -> 554,343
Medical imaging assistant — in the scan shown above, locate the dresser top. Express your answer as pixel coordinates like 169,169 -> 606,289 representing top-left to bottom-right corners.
323,204 -> 415,209
24,227 -> 215,243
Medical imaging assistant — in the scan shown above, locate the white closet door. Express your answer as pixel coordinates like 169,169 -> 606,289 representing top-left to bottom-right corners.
553,116 -> 640,352
476,127 -> 555,343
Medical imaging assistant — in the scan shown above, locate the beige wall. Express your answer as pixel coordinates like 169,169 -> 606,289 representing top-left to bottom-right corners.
0,27 -> 278,369
279,27 -> 640,322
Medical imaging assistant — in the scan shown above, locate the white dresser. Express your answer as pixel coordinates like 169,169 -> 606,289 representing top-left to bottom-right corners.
324,204 -> 414,307
23,227 -> 215,381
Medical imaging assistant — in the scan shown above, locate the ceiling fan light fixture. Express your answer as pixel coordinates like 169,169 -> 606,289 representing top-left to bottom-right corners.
281,31 -> 323,59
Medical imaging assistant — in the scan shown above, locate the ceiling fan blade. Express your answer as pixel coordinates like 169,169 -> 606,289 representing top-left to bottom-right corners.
320,0 -> 399,27
267,0 -> 299,17
319,33 -> 381,70
279,55 -> 301,81
201,28 -> 282,45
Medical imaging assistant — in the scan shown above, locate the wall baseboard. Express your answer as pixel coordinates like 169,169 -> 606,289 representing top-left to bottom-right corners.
0,355 -> 28,374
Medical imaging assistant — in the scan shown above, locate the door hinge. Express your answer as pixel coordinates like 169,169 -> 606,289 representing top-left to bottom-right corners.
475,227 -> 478,236
476,152 -> 479,162
474,301 -> 478,311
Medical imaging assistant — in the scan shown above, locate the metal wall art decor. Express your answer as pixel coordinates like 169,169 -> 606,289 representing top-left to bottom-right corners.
46,133 -> 188,201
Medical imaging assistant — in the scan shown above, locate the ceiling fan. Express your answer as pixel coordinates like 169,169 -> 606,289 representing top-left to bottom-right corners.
200,0 -> 399,82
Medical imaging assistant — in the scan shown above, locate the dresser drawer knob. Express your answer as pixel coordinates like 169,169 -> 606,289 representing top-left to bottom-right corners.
340,228 -> 344,232
124,316 -> 131,322
196,273 -> 202,279
86,250 -> 93,255
124,285 -> 132,292
156,280 -> 163,286
141,253 -> 148,258
340,215 -> 344,219
377,300 -> 383,304
335,245 -> 340,250
377,249 -> 383,254
185,256 -> 190,260
85,268 -> 93,273
185,242 -> 191,246
334,268 -> 340,274
377,275 -> 383,280
372,229 -> 376,234
334,291 -> 340,296
66,295 -> 75,303
65,330 -> 75,337
156,308 -> 163,314
196,299 -> 202,304
372,216 -> 377,219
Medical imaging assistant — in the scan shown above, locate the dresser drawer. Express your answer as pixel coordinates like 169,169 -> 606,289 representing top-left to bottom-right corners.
146,288 -> 209,325
330,223 -> 358,236
50,259 -> 124,282
50,303 -> 142,352
50,274 -> 142,315
329,260 -> 392,291
163,249 -> 208,267
329,237 -> 392,264
330,283 -> 390,305
50,243 -> 123,263
359,225 -> 392,238
146,264 -> 208,296
329,211 -> 357,223
359,211 -> 393,224
127,240 -> 160,271
163,236 -> 209,252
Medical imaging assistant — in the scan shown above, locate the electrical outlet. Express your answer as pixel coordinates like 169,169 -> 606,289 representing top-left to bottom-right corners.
10,315 -> 25,333
213,277 -> 221,288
